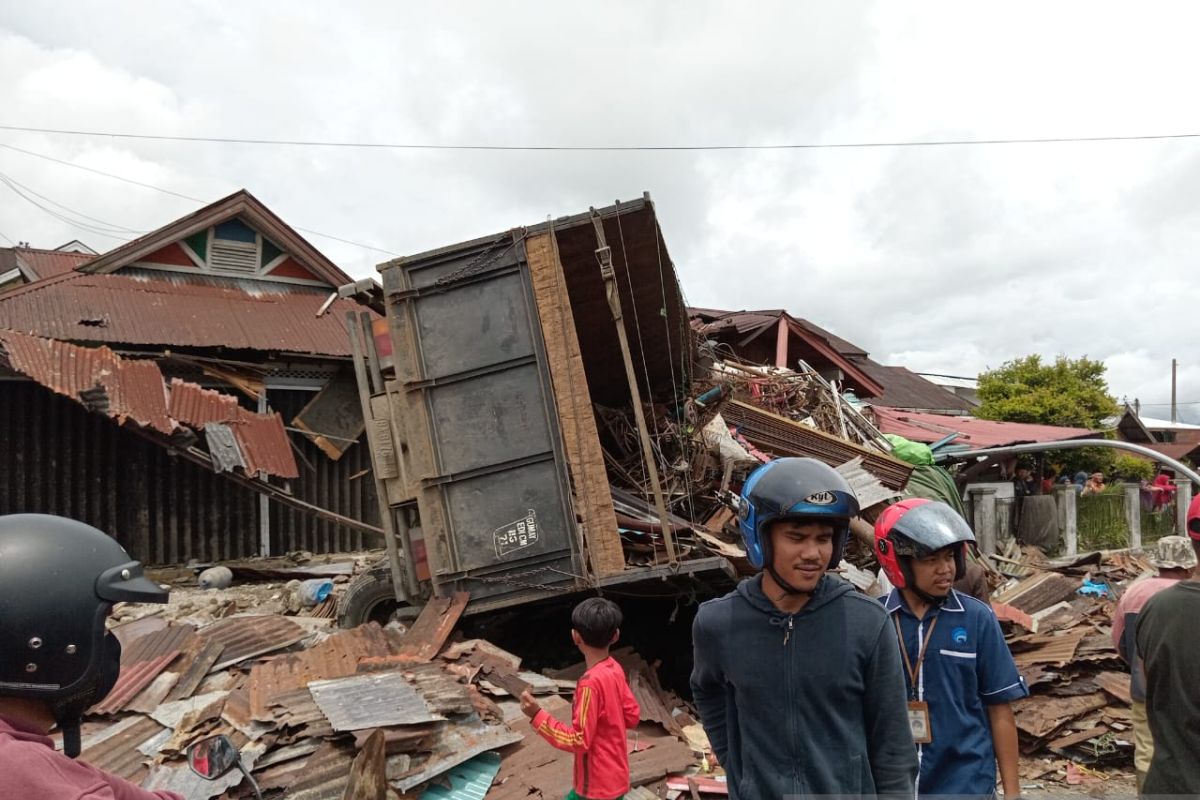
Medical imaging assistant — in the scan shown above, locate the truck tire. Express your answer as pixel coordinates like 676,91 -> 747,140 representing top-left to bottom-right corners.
337,565 -> 415,629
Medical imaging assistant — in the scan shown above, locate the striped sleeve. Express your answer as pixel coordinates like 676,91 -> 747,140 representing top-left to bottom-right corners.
530,678 -> 600,754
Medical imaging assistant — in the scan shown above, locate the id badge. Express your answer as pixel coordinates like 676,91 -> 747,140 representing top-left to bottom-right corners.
907,701 -> 932,744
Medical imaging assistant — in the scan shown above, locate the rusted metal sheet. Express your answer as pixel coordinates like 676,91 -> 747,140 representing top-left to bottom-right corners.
403,662 -> 475,716
91,652 -> 180,715
722,400 -> 913,490
199,615 -> 307,671
126,671 -> 180,714
394,592 -> 469,662
390,717 -> 523,792
994,572 -> 1082,615
165,639 -> 225,702
308,672 -> 443,731
268,686 -> 333,736
248,623 -> 395,720
628,737 -> 697,786
1011,628 -> 1089,667
78,714 -> 166,783
11,246 -> 93,280
272,740 -> 357,799
168,379 -> 298,479
0,269 -> 368,357
1014,691 -> 1110,739
0,330 -> 298,478
490,697 -> 575,800
0,329 -> 173,434
122,623 -> 197,666
1094,671 -> 1133,705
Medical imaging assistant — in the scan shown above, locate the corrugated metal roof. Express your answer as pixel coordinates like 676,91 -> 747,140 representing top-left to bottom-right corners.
78,714 -> 166,783
853,360 -> 977,414
11,247 -> 93,279
276,740 -> 358,800
0,270 -> 367,356
248,624 -> 394,720
871,406 -> 1095,449
419,752 -> 501,800
0,329 -> 298,477
1011,628 -> 1089,667
391,718 -> 523,792
308,672 -> 444,731
0,329 -> 173,434
199,615 -> 308,671
91,652 -> 180,714
165,639 -> 224,702
121,624 -> 197,666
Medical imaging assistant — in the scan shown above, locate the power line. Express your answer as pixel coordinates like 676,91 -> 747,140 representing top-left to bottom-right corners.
5,122 -> 1200,152
0,172 -> 145,234
0,142 -> 400,256
0,174 -> 134,241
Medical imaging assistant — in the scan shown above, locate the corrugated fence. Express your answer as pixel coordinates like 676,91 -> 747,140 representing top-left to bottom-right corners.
0,381 -> 378,564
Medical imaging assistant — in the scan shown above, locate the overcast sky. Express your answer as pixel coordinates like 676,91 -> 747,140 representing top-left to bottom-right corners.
2,2 -> 1198,421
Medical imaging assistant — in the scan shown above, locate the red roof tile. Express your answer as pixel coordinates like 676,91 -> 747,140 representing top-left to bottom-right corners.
0,270 -> 366,356
871,406 -> 1094,449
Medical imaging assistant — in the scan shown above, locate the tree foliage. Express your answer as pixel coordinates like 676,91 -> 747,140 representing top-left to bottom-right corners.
976,355 -> 1120,429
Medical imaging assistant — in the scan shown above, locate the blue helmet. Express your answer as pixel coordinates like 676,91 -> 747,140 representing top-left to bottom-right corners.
738,457 -> 860,571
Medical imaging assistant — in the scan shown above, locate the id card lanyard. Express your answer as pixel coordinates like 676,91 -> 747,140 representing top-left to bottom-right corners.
894,613 -> 937,744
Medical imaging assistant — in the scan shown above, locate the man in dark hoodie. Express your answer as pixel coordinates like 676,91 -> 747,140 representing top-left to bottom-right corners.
691,458 -> 918,799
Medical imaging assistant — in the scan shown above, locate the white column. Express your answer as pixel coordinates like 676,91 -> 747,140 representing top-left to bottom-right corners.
970,487 -> 998,556
1058,485 -> 1078,557
1124,483 -> 1142,552
1175,479 -> 1193,538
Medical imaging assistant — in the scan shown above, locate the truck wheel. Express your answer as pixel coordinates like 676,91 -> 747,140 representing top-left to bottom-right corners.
337,566 -> 416,628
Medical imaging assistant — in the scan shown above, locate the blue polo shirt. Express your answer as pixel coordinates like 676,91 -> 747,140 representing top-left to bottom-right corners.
882,589 -> 1028,798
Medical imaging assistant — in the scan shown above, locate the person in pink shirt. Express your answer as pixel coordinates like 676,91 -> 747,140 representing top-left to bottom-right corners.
0,514 -> 183,800
1110,535 -> 1197,795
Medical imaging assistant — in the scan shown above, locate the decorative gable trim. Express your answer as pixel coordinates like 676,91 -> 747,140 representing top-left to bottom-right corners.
81,189 -> 351,288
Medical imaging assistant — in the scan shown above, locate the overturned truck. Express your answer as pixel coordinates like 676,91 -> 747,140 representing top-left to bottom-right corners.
338,195 -> 735,625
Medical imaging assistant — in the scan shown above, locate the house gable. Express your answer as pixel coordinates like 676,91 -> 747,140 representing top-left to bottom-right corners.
81,190 -> 352,290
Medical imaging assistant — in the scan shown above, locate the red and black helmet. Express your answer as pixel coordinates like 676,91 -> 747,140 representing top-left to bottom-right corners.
1187,494 -> 1200,541
874,499 -> 975,589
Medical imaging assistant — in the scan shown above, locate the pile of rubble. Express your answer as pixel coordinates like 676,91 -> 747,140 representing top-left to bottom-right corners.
986,543 -> 1153,786
79,560 -> 713,799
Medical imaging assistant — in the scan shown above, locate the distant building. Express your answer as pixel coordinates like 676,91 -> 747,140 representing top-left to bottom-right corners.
689,307 -> 976,415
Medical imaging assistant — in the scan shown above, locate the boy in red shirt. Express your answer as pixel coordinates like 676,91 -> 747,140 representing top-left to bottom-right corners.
521,597 -> 640,800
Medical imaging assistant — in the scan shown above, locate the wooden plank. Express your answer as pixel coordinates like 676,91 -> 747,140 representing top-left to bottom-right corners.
525,231 -> 624,577
394,592 -> 470,662
1049,726 -> 1110,752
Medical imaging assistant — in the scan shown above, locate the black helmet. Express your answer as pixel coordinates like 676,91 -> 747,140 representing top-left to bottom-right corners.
738,458 -> 860,593
0,514 -> 169,757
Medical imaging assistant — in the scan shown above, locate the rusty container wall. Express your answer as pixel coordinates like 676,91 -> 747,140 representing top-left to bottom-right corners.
379,232 -> 584,604
0,380 -> 262,563
268,389 -> 379,554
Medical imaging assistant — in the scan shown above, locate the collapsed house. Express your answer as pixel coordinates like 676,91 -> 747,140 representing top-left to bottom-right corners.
0,191 -> 383,562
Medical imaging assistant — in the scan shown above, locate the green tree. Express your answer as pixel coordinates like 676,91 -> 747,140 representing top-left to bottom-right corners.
976,355 -> 1120,428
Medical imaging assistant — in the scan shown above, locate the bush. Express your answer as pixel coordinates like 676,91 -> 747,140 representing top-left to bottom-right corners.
1112,454 -> 1154,482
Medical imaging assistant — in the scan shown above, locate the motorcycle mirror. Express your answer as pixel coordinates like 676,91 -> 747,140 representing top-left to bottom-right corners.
187,734 -> 240,781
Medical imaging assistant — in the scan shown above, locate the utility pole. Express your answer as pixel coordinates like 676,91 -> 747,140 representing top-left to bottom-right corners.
1172,359 -> 1178,424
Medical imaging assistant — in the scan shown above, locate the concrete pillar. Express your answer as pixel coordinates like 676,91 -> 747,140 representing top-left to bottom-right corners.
1124,483 -> 1142,552
1056,485 -> 1078,557
1175,479 -> 1193,537
970,487 -> 998,556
